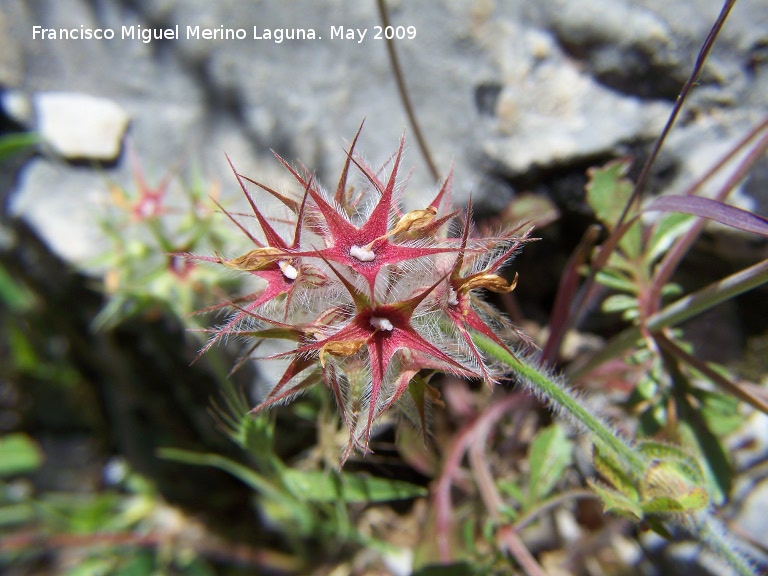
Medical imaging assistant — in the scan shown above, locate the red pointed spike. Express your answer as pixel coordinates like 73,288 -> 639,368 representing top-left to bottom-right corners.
429,165 -> 453,211
350,154 -> 387,196
362,336 -> 386,447
355,134 -> 405,237
483,228 -> 531,274
298,168 -> 359,243
314,250 -> 371,310
271,151 -> 311,189
335,120 -> 365,204
191,299 -> 264,363
225,155 -> 288,249
251,358 -> 320,414
210,197 -> 264,247
323,363 -> 358,445
396,271 -> 451,316
236,172 -> 300,214
291,175 -> 314,249
452,201 -> 474,281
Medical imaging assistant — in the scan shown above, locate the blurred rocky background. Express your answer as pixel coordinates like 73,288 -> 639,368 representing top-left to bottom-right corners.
2,0 -> 767,263
1,0 -> 768,574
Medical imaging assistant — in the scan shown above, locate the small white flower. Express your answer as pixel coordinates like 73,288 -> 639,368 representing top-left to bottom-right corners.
350,245 -> 376,262
370,316 -> 394,331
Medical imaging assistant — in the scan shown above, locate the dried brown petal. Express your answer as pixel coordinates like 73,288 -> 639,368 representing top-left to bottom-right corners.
460,272 -> 518,293
320,339 -> 366,367
218,247 -> 285,271
390,206 -> 438,237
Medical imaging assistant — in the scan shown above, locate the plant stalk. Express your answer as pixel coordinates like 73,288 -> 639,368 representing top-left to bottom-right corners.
569,258 -> 768,381
473,334 -> 646,471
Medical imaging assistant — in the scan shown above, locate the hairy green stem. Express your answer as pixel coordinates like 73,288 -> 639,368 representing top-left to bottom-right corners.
473,329 -> 758,575
473,333 -> 646,471
694,513 -> 756,576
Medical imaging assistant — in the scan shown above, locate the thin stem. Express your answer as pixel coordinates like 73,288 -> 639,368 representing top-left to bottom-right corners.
496,525 -> 549,576
473,334 -> 646,471
695,514 -> 756,576
469,425 -> 506,520
655,332 -> 768,415
647,258 -> 768,332
468,406 -> 548,576
569,258 -> 768,381
549,1 -> 737,360
647,123 -> 768,315
542,225 -> 601,363
376,0 -> 440,181
616,0 -> 737,229
433,393 -> 525,562
0,529 -> 300,571
514,489 -> 598,531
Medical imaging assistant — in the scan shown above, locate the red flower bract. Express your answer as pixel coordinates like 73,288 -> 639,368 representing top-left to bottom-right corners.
194,123 -> 532,461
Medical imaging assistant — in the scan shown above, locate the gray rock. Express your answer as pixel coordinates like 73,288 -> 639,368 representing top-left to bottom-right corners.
475,19 -> 672,175
0,3 -> 24,87
7,159 -> 113,264
5,0 -> 768,264
657,108 -> 768,218
35,92 -> 130,160
1,89 -> 33,125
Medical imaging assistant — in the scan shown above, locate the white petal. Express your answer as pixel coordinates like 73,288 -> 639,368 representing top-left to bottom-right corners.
350,245 -> 376,262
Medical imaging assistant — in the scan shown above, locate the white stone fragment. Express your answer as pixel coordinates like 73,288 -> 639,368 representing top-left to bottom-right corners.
350,244 -> 376,262
1,90 -> 33,125
35,92 -> 130,160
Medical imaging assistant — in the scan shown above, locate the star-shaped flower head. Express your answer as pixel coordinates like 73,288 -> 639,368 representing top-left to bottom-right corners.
194,124 -> 532,460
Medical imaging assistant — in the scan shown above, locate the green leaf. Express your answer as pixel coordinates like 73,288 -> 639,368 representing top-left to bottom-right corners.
461,517 -> 476,554
641,496 -> 686,515
592,443 -> 639,501
585,160 -> 643,259
499,503 -> 519,521
647,212 -> 695,264
677,487 -> 710,512
586,160 -> 634,227
595,269 -> 638,294
0,132 -> 39,161
211,381 -> 276,463
38,492 -> 121,534
660,282 -> 684,299
0,264 -> 35,312
637,403 -> 667,436
280,469 -> 427,503
606,251 -> 637,274
620,221 -> 644,261
110,553 -> 156,576
0,503 -> 36,526
64,557 -> 118,576
692,388 -> 743,437
587,480 -> 643,520
159,447 -> 316,533
677,416 -> 731,506
158,448 -> 281,498
0,434 -> 44,477
527,424 -> 572,505
636,441 -> 705,485
646,518 -> 674,539
498,479 -> 525,505
602,293 -> 639,314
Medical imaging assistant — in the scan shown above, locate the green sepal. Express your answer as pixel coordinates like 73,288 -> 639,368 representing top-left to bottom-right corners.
587,480 -> 643,520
